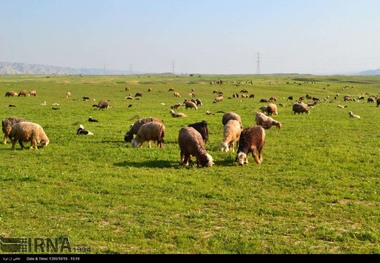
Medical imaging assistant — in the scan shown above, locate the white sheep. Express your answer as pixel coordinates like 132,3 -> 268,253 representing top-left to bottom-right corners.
9,121 -> 49,150
178,127 -> 214,168
348,111 -> 361,119
255,112 -> 282,129
131,121 -> 165,148
170,109 -> 187,118
236,126 -> 266,165
220,119 -> 242,152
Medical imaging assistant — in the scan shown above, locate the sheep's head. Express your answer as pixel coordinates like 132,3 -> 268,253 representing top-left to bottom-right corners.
131,138 -> 141,148
41,139 -> 49,147
197,153 -> 214,168
124,132 -> 133,142
275,121 -> 282,129
237,152 -> 248,165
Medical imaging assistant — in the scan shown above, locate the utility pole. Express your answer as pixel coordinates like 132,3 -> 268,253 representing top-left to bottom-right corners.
172,60 -> 175,74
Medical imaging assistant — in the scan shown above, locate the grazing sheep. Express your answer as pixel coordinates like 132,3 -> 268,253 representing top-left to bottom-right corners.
9,121 -> 49,150
292,102 -> 310,114
5,91 -> 18,97
188,120 -> 209,143
77,125 -> 94,135
131,121 -> 165,148
29,90 -> 37,96
2,116 -> 28,144
220,119 -> 242,152
18,90 -> 28,97
178,127 -> 214,168
170,102 -> 182,109
173,92 -> 181,97
222,112 -> 243,129
266,103 -> 278,115
170,109 -> 188,118
184,100 -> 198,110
255,112 -> 282,129
236,126 -> 266,165
377,98 -> 380,107
124,117 -> 163,142
66,91 -> 72,98
348,111 -> 361,119
95,100 -> 110,110
135,92 -> 143,97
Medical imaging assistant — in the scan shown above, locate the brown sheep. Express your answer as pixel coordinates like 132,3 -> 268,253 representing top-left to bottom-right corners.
2,116 -> 28,144
131,121 -> 165,148
178,127 -> 214,168
18,90 -> 28,97
188,120 -> 209,143
9,121 -> 49,150
236,126 -> 266,165
255,112 -> 282,129
292,102 -> 310,114
377,98 -> 380,107
124,117 -> 163,142
266,103 -> 278,115
95,100 -> 110,110
222,112 -> 243,129
5,91 -> 18,97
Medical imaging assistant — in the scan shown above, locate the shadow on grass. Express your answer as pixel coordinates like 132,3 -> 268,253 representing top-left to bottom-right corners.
114,160 -> 182,169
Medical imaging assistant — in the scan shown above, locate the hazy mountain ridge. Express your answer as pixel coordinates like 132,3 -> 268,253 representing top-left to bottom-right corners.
0,62 -> 131,75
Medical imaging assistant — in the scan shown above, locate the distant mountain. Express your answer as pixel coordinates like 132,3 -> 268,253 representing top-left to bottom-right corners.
357,69 -> 380,76
0,62 -> 131,75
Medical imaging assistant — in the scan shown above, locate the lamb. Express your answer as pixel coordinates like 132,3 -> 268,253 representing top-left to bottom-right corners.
124,117 -> 163,142
222,112 -> 243,129
255,112 -> 282,129
170,109 -> 188,118
220,119 -> 242,152
188,120 -> 209,143
9,121 -> 49,150
236,126 -> 266,165
2,116 -> 28,144
348,111 -> 361,119
178,127 -> 214,168
131,121 -> 165,148
292,102 -> 310,114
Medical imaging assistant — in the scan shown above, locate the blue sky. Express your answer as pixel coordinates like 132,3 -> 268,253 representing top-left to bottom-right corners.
1,0 -> 380,74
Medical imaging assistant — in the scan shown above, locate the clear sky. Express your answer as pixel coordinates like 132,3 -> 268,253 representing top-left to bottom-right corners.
1,0 -> 380,74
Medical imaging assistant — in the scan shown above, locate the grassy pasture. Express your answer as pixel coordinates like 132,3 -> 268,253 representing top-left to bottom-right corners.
0,74 -> 379,254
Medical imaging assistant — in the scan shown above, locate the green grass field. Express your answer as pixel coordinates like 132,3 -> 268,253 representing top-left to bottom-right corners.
0,74 -> 379,254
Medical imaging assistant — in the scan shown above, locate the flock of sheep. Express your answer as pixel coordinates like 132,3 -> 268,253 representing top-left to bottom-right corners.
3,81 -> 378,168
122,110 -> 269,167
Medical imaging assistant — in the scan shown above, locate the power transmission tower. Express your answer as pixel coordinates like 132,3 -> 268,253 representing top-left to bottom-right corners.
172,60 -> 175,74
256,52 -> 261,75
